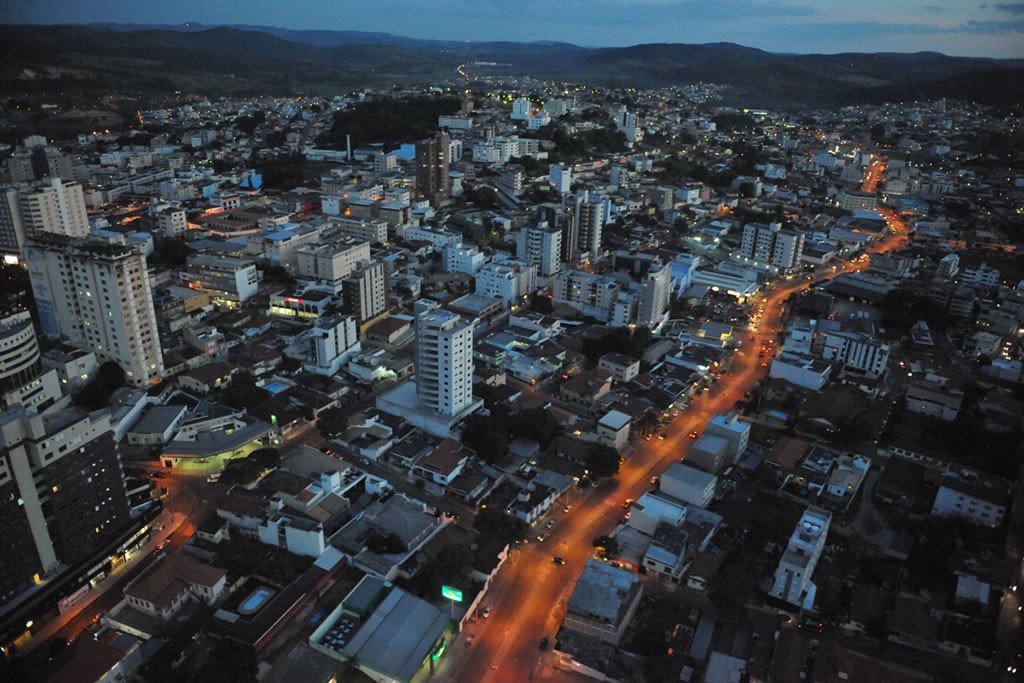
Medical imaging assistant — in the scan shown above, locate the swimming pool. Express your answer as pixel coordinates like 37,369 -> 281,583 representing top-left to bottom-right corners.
238,586 -> 276,614
264,382 -> 288,394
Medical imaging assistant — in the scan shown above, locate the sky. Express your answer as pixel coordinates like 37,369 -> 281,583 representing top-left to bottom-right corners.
2,0 -> 1023,59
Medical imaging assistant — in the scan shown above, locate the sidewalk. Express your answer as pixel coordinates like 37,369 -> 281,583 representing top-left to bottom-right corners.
18,510 -> 185,656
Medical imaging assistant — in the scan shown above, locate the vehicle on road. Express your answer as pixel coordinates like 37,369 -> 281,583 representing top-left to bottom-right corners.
539,637 -> 549,650
206,471 -> 221,483
658,433 -> 667,440
545,519 -> 556,529
482,605 -> 493,618
552,556 -> 565,565
562,505 -> 571,513
536,532 -> 548,542
150,472 -> 166,479
688,431 -> 699,440
156,539 -> 170,551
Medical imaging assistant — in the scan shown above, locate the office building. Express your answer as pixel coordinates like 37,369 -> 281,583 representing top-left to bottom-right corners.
342,260 -> 389,323
415,308 -> 474,417
415,133 -> 450,206
26,233 -> 164,386
0,407 -> 131,603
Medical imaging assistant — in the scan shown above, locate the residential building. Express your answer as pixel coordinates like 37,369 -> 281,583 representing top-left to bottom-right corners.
308,315 -> 361,376
820,330 -> 890,378
770,507 -> 831,606
414,133 -> 450,205
660,461 -> 717,508
26,233 -> 164,385
562,560 -> 643,646
905,380 -> 963,421
552,270 -> 620,321
342,260 -> 389,323
739,222 -> 804,272
416,308 -> 475,417
550,164 -> 571,194
573,190 -> 606,259
331,216 -> 389,244
157,207 -> 187,238
181,253 -> 259,306
516,223 -> 563,277
476,261 -> 536,305
598,353 -> 640,383
637,258 -> 671,327
769,352 -> 832,391
296,238 -> 372,290
0,186 -> 28,256
930,465 -> 1010,528
443,244 -> 487,274
704,412 -> 750,463
19,177 -> 90,239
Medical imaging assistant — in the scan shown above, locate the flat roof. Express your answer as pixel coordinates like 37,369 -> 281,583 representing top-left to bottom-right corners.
567,559 -> 641,625
342,588 -> 448,682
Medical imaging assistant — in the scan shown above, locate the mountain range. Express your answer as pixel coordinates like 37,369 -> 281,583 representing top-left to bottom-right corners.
2,23 -> 1023,108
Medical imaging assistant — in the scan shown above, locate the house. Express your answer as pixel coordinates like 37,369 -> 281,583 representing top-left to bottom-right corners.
598,353 -> 640,383
769,352 -> 832,391
905,380 -> 963,421
685,434 -> 730,475
559,371 -> 613,414
177,361 -> 237,395
410,439 -> 473,488
123,555 -> 227,621
596,410 -> 631,450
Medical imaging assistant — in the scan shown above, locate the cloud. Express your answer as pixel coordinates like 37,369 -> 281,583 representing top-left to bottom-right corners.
994,3 -> 1024,13
921,4 -> 949,12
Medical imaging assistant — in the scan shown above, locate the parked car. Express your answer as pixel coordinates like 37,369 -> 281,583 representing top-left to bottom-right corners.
552,556 -> 566,565
539,637 -> 549,650
482,605 -> 493,618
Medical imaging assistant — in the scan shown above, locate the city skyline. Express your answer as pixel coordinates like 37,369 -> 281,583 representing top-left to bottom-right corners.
2,0 -> 1024,59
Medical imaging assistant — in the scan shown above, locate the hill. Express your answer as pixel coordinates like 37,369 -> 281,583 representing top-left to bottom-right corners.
2,24 -> 1022,108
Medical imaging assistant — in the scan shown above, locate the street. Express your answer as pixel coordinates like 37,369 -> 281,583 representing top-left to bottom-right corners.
440,212 -> 910,681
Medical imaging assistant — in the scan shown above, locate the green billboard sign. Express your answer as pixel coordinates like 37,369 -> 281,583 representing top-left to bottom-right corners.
441,585 -> 463,602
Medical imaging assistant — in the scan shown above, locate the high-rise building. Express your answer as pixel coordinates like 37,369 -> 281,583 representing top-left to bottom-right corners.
770,507 -> 831,606
574,190 -> 606,260
342,260 -> 389,323
0,186 -> 27,256
636,259 -> 671,327
0,407 -> 131,603
0,311 -> 63,412
26,233 -> 164,386
414,133 -> 450,206
516,223 -> 563,277
307,314 -> 360,376
19,177 -> 90,239
739,222 -> 804,272
296,238 -> 372,290
415,309 -> 474,417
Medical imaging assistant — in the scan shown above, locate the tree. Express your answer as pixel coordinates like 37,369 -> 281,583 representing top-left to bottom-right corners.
151,237 -> 193,266
73,361 -> 127,411
317,407 -> 349,439
473,507 -> 529,544
587,445 -> 621,479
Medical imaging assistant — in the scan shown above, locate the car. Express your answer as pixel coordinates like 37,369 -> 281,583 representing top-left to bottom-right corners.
545,518 -> 556,529
539,636 -> 549,650
536,533 -> 548,542
658,434 -> 666,440
539,401 -> 552,410
150,472 -> 167,479
622,498 -> 634,509
650,476 -> 659,485
761,361 -> 768,367
688,431 -> 699,440
552,556 -> 566,565
156,539 -> 170,551
482,605 -> 493,618
562,505 -> 571,513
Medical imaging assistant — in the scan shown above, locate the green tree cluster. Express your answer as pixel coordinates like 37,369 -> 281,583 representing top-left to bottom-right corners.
319,96 -> 461,150
461,407 -> 561,463
73,361 -> 127,411
220,448 -> 281,487
581,326 -> 653,363
316,407 -> 349,439
473,506 -> 529,544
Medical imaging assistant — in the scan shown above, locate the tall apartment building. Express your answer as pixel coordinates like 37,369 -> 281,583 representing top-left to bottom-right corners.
296,238 -> 372,290
770,507 -> 831,606
516,223 -> 563,277
307,314 -> 360,376
19,177 -> 91,239
342,260 -> 389,323
636,259 -> 671,327
0,408 -> 131,603
740,222 -> 805,272
552,270 -> 620,322
157,207 -> 187,238
181,254 -> 259,306
573,190 -> 606,260
26,233 -> 164,386
549,164 -> 572,194
0,186 -> 27,256
415,309 -> 474,417
415,133 -> 450,206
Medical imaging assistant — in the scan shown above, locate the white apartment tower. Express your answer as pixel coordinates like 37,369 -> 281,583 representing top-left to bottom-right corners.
416,309 -> 475,417
770,507 -> 831,606
637,259 -> 672,327
516,223 -> 563,277
550,164 -> 572,194
26,233 -> 164,386
19,177 -> 90,239
740,222 -> 804,272
342,260 -> 389,323
574,190 -> 605,260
